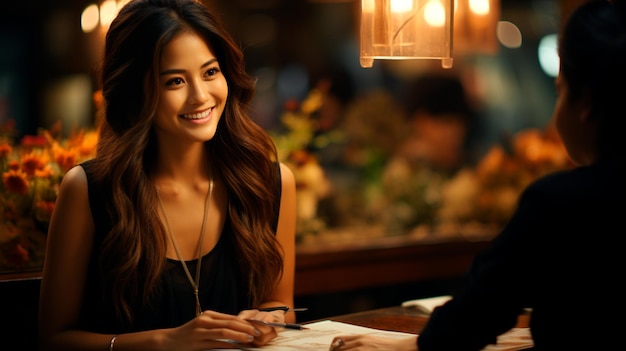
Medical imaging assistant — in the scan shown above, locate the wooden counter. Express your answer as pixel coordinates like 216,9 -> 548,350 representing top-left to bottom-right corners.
1,227 -> 495,299
295,227 -> 494,297
323,305 -> 530,336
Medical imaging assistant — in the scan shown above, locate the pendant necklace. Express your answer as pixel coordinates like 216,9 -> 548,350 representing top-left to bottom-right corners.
157,176 -> 213,317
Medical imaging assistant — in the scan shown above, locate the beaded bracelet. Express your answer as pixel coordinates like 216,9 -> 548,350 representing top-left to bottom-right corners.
109,335 -> 118,351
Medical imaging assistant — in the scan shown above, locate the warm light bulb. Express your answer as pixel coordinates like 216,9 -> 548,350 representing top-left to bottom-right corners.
469,0 -> 489,16
99,0 -> 118,26
81,4 -> 99,33
424,0 -> 446,27
391,0 -> 413,13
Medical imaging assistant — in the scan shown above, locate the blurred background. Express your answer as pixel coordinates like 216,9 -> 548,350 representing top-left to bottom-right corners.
1,0 -> 563,140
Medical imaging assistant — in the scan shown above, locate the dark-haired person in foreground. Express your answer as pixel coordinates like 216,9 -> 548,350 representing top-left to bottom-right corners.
330,0 -> 626,349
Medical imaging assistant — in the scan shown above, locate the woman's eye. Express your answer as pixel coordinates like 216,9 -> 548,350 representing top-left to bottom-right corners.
166,77 -> 184,86
206,67 -> 220,77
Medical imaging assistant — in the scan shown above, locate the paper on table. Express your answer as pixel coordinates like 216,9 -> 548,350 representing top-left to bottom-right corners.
211,320 -> 533,351
483,328 -> 534,351
401,295 -> 452,314
212,320 -> 416,351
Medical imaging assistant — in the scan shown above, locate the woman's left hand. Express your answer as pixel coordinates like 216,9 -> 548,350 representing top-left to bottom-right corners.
237,309 -> 285,346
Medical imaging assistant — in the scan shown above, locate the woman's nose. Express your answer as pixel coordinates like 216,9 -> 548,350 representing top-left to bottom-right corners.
187,79 -> 209,104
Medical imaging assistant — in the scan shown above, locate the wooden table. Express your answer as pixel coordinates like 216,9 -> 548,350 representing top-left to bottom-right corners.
326,305 -> 431,334
323,305 -> 530,335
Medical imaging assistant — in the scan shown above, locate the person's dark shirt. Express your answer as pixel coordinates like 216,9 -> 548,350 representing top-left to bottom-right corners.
418,160 -> 625,350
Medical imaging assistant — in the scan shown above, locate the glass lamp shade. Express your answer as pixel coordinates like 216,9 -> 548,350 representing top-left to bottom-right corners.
360,0 -> 454,69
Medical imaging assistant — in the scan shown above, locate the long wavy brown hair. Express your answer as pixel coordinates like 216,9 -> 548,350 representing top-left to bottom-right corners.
91,0 -> 283,323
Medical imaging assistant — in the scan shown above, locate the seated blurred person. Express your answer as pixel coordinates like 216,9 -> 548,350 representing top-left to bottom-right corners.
396,74 -> 478,174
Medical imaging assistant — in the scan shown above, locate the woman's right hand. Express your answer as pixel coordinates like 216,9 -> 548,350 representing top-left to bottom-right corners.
163,310 -> 262,350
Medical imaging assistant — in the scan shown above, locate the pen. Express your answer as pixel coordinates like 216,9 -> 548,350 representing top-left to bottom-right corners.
246,319 -> 309,330
258,306 -> 308,312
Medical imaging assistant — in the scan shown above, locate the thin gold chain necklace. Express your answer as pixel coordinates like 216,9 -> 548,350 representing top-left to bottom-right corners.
157,176 -> 213,317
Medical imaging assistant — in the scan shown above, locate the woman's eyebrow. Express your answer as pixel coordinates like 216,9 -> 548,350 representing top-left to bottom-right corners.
201,58 -> 218,68
160,58 -> 218,76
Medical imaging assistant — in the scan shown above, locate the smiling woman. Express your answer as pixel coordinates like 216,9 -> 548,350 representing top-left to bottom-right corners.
37,0 -> 297,350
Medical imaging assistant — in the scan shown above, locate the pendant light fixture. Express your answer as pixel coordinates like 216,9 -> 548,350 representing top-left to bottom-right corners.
360,0 -> 455,69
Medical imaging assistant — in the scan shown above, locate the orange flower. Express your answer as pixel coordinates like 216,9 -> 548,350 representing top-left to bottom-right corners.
0,142 -> 11,159
8,160 -> 19,171
34,166 -> 54,179
53,147 -> 78,173
20,152 -> 47,176
77,131 -> 99,157
2,169 -> 29,194
65,129 -> 84,149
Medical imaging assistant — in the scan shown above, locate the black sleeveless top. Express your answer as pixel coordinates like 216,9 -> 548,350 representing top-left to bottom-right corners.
76,159 -> 281,333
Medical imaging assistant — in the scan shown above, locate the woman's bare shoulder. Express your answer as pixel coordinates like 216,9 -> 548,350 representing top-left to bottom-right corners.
58,164 -> 89,192
278,162 -> 295,186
